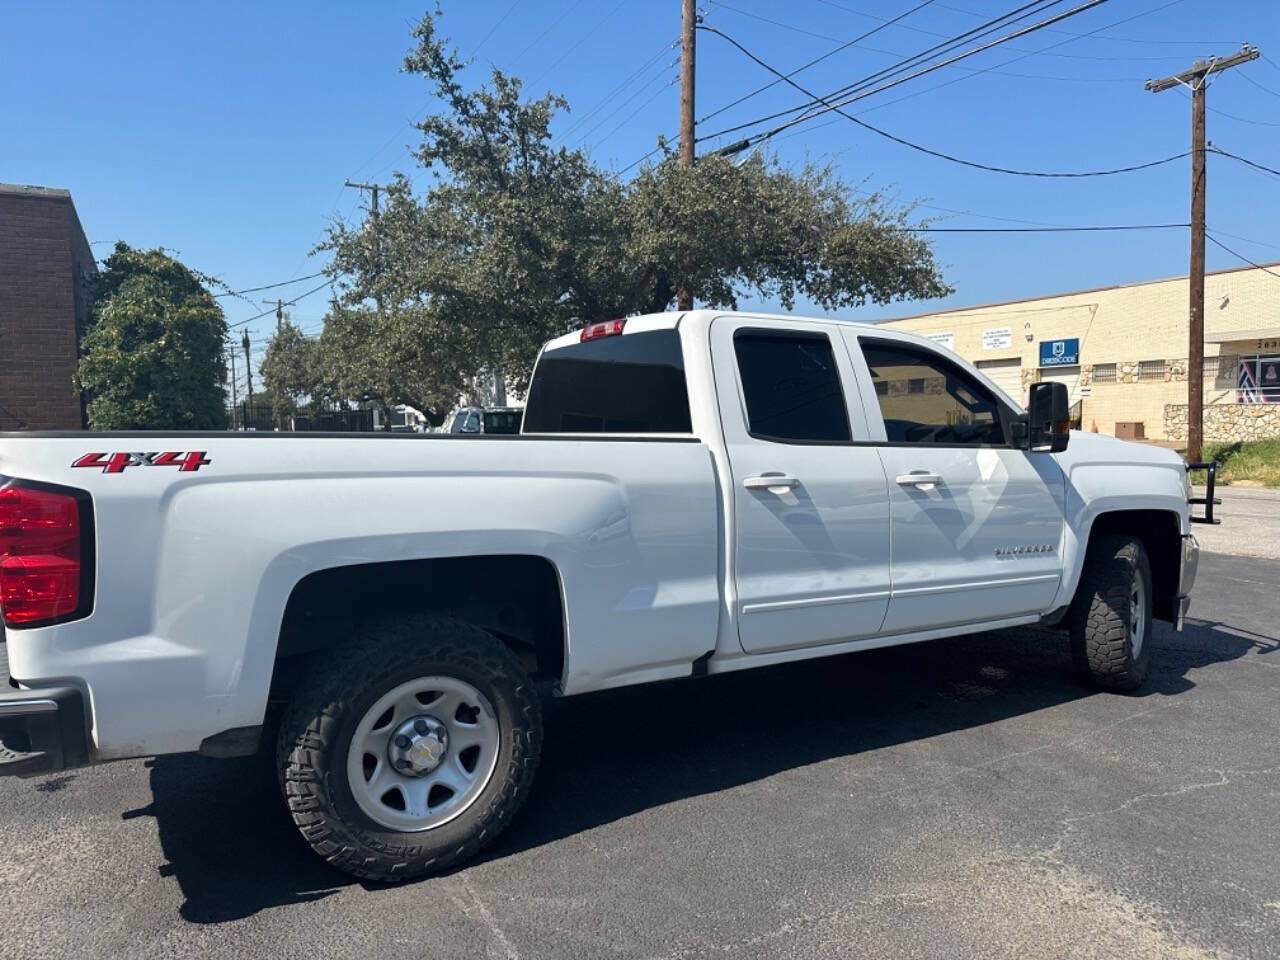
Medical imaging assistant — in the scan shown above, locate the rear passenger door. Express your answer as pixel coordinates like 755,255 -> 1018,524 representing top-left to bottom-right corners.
842,332 -> 1065,634
712,317 -> 892,654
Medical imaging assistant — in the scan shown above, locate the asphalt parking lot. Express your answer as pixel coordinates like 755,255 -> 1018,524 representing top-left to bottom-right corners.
3,550 -> 1279,960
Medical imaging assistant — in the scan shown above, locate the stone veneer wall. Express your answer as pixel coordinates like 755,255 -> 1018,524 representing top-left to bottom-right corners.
1164,403 -> 1280,443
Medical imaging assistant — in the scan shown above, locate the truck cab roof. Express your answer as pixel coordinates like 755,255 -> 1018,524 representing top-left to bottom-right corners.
543,310 -> 956,356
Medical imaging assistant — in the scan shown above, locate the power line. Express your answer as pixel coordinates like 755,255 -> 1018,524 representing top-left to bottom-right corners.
810,118 -> 1187,177
807,0 -> 1208,62
228,279 -> 333,330
1208,227 -> 1280,252
756,0 -> 1188,148
700,22 -> 1191,177
709,1 -> 1155,88
709,0 -> 1069,138
711,5 -> 1145,82
637,0 -> 1062,169
933,0 -> 1216,46
581,69 -> 678,149
698,0 -> 939,127
1210,146 -> 1280,180
851,179 -> 1167,231
1187,91 -> 1280,128
467,0 -> 524,59
699,0 -> 1111,148
898,199 -> 1070,227
906,223 -> 1189,232
213,271 -> 326,299
828,0 -> 1224,61
558,39 -> 678,143
712,1 -> 1149,82
594,75 -> 680,153
528,0 -> 629,90
622,0 -> 1180,175
228,307 -> 276,330
579,65 -> 679,147
507,0 -> 589,70
1205,233 -> 1280,281
1237,70 -> 1280,99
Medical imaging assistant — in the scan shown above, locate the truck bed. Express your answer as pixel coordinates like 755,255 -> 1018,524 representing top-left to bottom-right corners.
1,431 -> 721,757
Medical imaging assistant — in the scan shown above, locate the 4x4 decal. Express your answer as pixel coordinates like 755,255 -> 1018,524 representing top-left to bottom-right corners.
72,451 -> 212,474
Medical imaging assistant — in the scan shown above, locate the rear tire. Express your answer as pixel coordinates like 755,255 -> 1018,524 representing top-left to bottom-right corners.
1069,535 -> 1153,692
277,615 -> 542,881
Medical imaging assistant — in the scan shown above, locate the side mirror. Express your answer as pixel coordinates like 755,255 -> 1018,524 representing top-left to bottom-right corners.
1026,381 -> 1070,452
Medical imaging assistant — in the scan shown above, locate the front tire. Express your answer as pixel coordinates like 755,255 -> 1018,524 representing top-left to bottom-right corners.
1069,535 -> 1153,692
277,615 -> 542,881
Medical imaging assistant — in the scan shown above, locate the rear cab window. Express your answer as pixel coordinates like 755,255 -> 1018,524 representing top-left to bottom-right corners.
733,331 -> 851,444
522,328 -> 693,434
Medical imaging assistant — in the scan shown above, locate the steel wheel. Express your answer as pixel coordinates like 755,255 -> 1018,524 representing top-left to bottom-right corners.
1129,570 -> 1146,658
345,675 -> 500,832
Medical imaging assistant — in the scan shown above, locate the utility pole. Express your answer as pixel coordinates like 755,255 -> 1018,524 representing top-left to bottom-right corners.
677,0 -> 697,311
228,337 -> 239,425
262,298 -> 284,333
1145,44 -> 1259,462
261,298 -> 287,429
344,179 -> 386,318
241,329 -> 254,430
344,180 -> 381,220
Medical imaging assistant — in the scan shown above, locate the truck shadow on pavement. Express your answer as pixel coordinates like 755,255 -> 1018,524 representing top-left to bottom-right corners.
138,617 -> 1266,924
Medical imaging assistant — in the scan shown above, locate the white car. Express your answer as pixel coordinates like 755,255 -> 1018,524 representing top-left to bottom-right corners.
0,310 -> 1198,881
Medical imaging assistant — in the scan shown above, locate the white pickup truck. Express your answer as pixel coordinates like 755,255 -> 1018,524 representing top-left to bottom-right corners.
1,309 -> 1198,880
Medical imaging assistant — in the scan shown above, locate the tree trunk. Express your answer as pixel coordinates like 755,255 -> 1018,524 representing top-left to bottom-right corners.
646,275 -> 676,315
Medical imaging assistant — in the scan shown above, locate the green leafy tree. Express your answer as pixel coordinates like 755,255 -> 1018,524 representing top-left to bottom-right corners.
261,318 -> 323,425
313,300 -> 459,426
317,11 -> 949,412
622,156 -> 950,314
78,243 -> 228,430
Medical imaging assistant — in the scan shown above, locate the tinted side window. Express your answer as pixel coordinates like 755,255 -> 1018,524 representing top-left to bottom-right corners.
523,329 -> 692,433
734,331 -> 851,443
861,341 -> 1006,445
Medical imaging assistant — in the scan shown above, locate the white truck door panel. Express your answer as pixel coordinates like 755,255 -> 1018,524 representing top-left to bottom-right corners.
876,445 -> 1065,632
842,332 -> 1065,634
712,317 -> 891,654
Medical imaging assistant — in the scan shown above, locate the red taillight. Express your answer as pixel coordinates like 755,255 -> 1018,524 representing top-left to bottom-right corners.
0,484 -> 83,627
580,318 -> 626,342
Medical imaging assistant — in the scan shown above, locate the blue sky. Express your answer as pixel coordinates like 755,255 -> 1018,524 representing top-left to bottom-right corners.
4,0 -> 1278,389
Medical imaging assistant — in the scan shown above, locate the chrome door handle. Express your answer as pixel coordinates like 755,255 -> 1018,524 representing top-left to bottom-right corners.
895,472 -> 943,487
744,474 -> 799,492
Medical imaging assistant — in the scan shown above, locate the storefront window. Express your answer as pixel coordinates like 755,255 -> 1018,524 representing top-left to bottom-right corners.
1238,355 -> 1280,403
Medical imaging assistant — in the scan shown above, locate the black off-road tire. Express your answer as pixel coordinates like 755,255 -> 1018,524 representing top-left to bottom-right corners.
1069,535 -> 1153,692
277,615 -> 542,881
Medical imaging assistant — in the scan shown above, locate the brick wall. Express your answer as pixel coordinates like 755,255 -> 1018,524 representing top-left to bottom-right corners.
0,184 -> 96,430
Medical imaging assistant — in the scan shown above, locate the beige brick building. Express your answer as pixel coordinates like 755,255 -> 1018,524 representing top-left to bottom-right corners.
874,261 -> 1280,444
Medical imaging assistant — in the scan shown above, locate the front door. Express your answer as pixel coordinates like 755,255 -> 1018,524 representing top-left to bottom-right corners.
711,317 -> 892,654
843,332 -> 1065,634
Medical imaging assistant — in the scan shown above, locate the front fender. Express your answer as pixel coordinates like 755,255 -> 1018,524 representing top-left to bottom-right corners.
1051,456 -> 1189,611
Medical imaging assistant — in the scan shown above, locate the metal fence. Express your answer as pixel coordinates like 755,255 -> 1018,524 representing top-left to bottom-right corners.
227,403 -> 375,432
